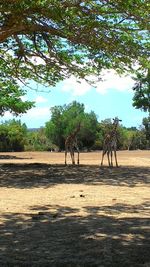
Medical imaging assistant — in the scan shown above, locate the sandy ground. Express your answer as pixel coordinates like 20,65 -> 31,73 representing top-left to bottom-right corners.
0,150 -> 150,267
0,150 -> 150,166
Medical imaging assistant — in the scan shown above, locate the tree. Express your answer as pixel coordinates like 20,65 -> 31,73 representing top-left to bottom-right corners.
0,82 -> 34,116
0,0 -> 149,114
99,118 -> 112,138
120,128 -> 136,150
130,130 -> 147,150
132,69 -> 150,113
45,105 -> 66,150
0,52 -> 34,115
93,122 -> 104,150
0,124 -> 10,151
45,101 -> 98,150
142,117 -> 150,148
79,111 -> 98,150
26,128 -> 56,151
0,119 -> 27,151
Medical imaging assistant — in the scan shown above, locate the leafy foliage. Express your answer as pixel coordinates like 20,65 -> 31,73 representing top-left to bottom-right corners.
45,101 -> 150,151
0,54 -> 34,115
45,101 -> 98,150
0,0 -> 149,115
132,69 -> 150,113
142,116 -> 150,148
0,120 -> 27,151
0,112 -> 150,152
0,84 -> 34,116
25,128 -> 56,151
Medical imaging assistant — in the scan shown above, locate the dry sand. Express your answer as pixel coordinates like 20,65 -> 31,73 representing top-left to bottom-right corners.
0,150 -> 149,267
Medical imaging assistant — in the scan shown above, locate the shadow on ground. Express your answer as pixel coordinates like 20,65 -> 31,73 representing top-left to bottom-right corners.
0,203 -> 150,267
0,163 -> 149,188
0,155 -> 32,160
0,164 -> 150,266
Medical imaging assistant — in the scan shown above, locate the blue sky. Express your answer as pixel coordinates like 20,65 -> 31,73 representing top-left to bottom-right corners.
1,69 -> 148,128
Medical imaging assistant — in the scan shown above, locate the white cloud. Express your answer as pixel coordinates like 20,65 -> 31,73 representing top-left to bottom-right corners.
34,96 -> 48,104
95,70 -> 135,94
2,106 -> 50,121
61,76 -> 91,96
60,70 -> 136,96
1,111 -> 13,121
23,106 -> 50,118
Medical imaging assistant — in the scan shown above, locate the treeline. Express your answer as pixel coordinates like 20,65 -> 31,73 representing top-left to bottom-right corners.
0,102 -> 150,152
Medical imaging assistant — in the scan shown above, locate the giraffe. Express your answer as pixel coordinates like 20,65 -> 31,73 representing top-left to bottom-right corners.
100,117 -> 122,167
65,123 -> 81,165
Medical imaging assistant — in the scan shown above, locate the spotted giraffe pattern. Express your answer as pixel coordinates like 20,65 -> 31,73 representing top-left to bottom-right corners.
101,117 -> 122,167
65,123 -> 81,165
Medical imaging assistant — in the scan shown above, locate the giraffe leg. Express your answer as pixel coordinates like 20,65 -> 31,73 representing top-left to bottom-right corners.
65,150 -> 67,165
77,150 -> 79,165
70,149 -> 75,165
110,150 -> 113,167
72,150 -> 75,165
114,150 -> 118,167
75,144 -> 80,165
107,151 -> 111,167
101,150 -> 106,166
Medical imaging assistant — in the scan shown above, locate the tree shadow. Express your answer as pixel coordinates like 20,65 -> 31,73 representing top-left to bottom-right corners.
0,155 -> 32,160
0,163 -> 149,188
0,202 -> 149,266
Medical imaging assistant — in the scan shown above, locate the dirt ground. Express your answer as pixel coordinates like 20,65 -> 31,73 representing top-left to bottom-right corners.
0,150 -> 150,267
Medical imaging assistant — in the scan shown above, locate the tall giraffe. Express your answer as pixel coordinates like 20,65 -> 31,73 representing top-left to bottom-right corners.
65,123 -> 81,165
101,117 -> 122,167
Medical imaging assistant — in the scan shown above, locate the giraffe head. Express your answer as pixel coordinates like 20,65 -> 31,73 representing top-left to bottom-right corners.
112,117 -> 122,126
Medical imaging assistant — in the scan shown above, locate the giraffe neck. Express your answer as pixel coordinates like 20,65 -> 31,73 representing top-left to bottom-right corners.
111,124 -> 118,137
66,125 -> 80,145
105,122 -> 118,143
72,129 -> 79,138
71,125 -> 80,139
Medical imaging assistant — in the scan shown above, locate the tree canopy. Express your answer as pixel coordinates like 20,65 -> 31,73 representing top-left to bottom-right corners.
0,82 -> 34,116
132,69 -> 150,114
45,101 -> 98,150
1,112 -> 150,152
0,119 -> 27,151
0,0 -> 149,114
